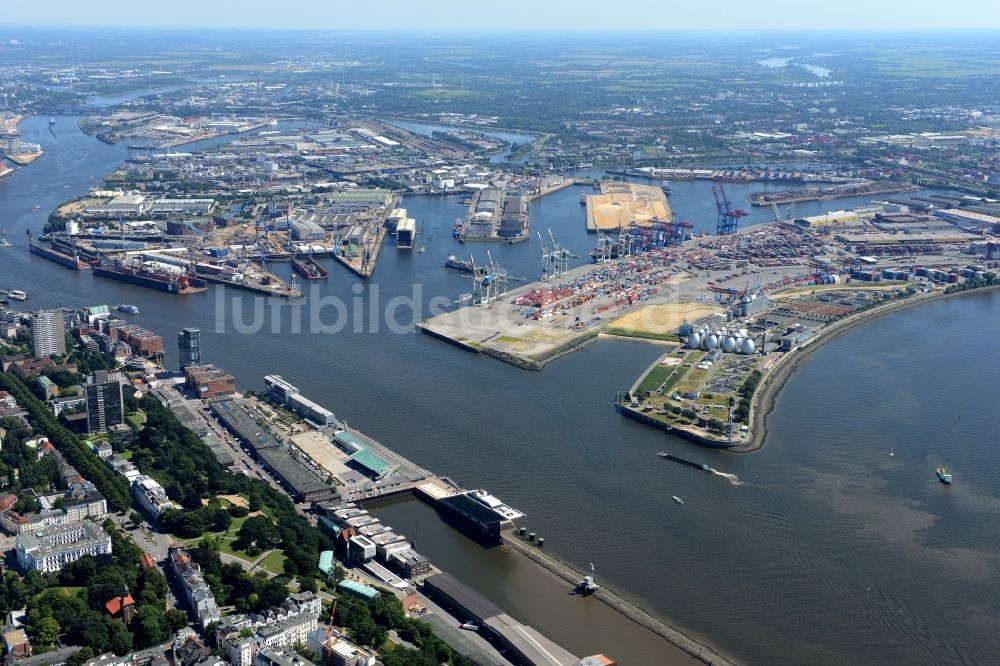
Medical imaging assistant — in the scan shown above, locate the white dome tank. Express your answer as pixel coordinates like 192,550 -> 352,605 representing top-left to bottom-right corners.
722,337 -> 737,353
741,339 -> 756,355
706,334 -> 719,349
687,332 -> 702,350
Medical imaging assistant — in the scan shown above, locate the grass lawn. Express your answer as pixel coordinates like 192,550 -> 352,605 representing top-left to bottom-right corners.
32,586 -> 84,604
256,550 -> 287,575
172,503 -> 283,572
126,411 -> 146,430
636,364 -> 677,394
605,327 -> 680,342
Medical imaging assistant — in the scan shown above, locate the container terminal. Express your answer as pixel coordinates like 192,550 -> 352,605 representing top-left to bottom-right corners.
420,201 -> 996,376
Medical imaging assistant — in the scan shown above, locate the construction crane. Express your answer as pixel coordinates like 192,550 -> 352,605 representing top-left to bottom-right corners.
322,599 -> 338,666
712,185 -> 748,235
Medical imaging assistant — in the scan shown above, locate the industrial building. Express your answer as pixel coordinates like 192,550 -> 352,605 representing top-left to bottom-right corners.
210,399 -> 334,502
332,430 -> 395,480
263,375 -> 335,425
15,521 -> 112,573
31,309 -> 66,357
421,573 -> 580,666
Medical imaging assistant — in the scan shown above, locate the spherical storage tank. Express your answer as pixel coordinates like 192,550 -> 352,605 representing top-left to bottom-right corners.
706,334 -> 719,349
741,339 -> 756,355
722,337 -> 737,353
687,332 -> 702,350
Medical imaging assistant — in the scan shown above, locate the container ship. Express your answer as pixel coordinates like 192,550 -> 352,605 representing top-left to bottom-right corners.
445,255 -> 474,273
291,255 -> 329,280
94,259 -> 208,294
29,240 -> 90,270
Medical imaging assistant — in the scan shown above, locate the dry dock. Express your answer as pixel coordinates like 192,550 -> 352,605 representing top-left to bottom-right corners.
335,224 -> 387,278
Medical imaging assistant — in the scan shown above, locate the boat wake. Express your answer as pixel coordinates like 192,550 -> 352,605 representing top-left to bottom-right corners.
708,469 -> 743,486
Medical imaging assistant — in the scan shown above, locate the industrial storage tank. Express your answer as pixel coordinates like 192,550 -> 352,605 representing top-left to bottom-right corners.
706,334 -> 719,349
687,332 -> 702,350
738,328 -> 749,338
722,337 -> 737,353
741,339 -> 756,355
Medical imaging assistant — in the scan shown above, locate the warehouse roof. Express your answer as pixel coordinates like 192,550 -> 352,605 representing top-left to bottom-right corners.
422,572 -> 503,623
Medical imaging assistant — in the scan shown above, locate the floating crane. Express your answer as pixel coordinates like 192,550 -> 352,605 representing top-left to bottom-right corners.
712,184 -> 748,235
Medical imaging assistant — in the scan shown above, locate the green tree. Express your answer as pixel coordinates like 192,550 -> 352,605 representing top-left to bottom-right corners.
237,515 -> 280,550
134,605 -> 167,648
35,616 -> 60,646
67,646 -> 95,666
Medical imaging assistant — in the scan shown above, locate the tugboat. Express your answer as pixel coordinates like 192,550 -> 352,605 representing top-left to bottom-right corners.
117,304 -> 140,314
936,467 -> 953,484
575,563 -> 599,595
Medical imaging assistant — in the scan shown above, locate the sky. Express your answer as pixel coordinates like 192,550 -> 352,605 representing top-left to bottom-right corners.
7,0 -> 1000,31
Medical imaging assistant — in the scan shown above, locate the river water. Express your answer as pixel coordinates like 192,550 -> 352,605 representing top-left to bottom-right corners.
2,116 -> 999,665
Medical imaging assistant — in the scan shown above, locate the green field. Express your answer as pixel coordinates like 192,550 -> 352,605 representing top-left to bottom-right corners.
636,364 -> 678,394
605,327 -> 680,343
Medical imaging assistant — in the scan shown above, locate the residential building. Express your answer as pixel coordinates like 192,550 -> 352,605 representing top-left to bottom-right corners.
216,593 -> 321,666
15,521 -> 112,573
35,375 -> 58,401
31,309 -> 66,358
254,648 -> 316,666
85,370 -> 125,433
177,328 -> 202,372
169,546 -> 221,630
306,629 -> 378,666
132,475 -> 178,517
184,364 -> 235,399
2,627 -> 31,658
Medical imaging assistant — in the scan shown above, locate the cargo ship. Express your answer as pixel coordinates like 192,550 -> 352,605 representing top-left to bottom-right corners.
49,236 -> 101,265
94,260 -> 208,294
291,254 -> 329,280
445,255 -> 474,273
29,240 -> 89,270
